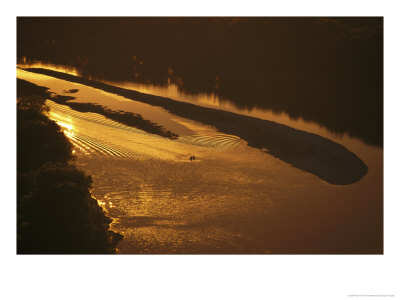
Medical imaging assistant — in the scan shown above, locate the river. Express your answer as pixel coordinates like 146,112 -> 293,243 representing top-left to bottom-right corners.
17,65 -> 383,254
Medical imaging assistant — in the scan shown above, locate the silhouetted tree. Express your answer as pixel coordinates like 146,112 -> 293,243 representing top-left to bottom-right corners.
17,163 -> 122,254
17,79 -> 122,254
17,103 -> 74,172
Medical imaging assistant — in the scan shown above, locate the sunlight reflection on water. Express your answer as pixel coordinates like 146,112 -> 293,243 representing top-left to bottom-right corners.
17,68 -> 383,254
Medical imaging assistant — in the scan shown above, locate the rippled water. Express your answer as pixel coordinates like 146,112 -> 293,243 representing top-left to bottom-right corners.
17,68 -> 383,254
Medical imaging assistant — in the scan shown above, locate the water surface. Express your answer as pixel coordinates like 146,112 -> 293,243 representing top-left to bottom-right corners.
17,67 -> 383,254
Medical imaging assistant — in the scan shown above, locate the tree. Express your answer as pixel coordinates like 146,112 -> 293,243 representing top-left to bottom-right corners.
17,79 -> 122,254
18,163 -> 122,254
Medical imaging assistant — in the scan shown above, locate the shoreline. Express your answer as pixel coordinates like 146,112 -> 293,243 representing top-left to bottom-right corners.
22,67 -> 368,185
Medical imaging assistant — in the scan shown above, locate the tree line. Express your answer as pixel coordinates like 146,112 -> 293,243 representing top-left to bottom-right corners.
17,79 -> 123,254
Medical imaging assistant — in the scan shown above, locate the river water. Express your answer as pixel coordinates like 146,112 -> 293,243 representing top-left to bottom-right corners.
17,66 -> 383,254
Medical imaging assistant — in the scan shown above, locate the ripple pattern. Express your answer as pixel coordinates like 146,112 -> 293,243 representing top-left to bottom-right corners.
47,100 -> 247,158
179,134 -> 246,151
67,132 -> 134,157
47,100 -> 145,134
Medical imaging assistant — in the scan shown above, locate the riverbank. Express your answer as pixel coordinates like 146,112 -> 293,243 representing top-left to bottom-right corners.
17,79 -> 123,254
22,68 -> 368,185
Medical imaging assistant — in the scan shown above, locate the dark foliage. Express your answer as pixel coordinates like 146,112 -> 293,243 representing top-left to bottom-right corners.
17,80 -> 74,172
17,78 -> 49,99
17,97 -> 74,172
17,163 -> 122,254
17,79 -> 122,254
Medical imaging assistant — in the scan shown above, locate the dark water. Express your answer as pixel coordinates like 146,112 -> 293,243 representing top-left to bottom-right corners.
17,17 -> 383,146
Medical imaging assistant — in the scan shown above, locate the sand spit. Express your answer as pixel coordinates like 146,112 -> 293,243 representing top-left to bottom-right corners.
23,68 -> 368,185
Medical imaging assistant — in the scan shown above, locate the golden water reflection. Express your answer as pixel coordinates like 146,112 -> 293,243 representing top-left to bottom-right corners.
17,68 -> 383,253
18,63 -> 364,149
18,61 -> 80,76
47,98 -> 382,253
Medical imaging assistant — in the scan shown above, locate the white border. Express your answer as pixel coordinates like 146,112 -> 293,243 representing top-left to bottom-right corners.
2,1 -> 399,299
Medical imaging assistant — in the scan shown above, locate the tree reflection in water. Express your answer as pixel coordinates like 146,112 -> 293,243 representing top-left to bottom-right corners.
17,17 -> 383,146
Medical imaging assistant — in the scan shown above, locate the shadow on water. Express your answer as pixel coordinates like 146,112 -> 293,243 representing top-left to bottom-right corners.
51,95 -> 178,139
17,17 -> 383,146
18,78 -> 178,139
24,68 -> 368,185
